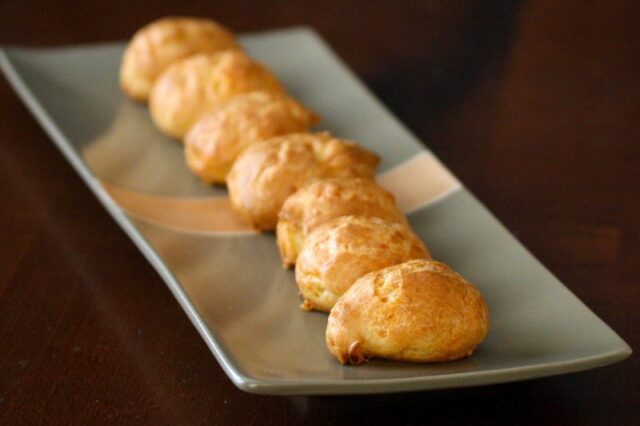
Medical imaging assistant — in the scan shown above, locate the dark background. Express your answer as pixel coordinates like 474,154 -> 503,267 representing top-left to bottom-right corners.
1,1 -> 638,424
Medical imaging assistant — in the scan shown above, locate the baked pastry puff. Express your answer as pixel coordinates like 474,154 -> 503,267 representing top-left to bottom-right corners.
120,17 -> 238,102
277,177 -> 409,267
149,50 -> 284,138
226,132 -> 380,230
296,216 -> 430,312
326,259 -> 489,364
184,91 -> 319,184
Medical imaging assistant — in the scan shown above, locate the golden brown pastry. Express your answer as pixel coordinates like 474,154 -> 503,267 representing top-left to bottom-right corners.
326,259 -> 489,364
296,216 -> 430,312
226,132 -> 380,230
120,17 -> 238,102
184,91 -> 319,184
277,177 -> 409,267
149,50 -> 284,138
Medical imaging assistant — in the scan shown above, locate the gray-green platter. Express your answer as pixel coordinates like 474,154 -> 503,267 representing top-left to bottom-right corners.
0,27 -> 631,395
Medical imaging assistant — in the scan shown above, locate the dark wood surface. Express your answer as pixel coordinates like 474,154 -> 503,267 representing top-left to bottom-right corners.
1,1 -> 638,424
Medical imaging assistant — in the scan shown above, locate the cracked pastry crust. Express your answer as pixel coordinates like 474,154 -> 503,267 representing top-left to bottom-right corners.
226,132 -> 380,230
277,177 -> 409,267
184,91 -> 319,184
120,17 -> 238,102
149,50 -> 284,138
326,259 -> 489,364
296,216 -> 430,312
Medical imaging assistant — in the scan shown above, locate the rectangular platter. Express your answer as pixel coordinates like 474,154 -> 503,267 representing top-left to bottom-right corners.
0,27 -> 631,395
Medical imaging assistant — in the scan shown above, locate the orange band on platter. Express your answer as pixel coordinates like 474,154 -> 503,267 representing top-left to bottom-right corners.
102,151 -> 459,235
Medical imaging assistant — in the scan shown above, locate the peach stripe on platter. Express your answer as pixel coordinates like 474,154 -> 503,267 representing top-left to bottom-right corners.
101,151 -> 459,235
376,151 -> 460,213
102,181 -> 257,235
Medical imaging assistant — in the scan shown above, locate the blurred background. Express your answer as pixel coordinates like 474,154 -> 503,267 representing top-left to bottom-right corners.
0,1 -> 638,424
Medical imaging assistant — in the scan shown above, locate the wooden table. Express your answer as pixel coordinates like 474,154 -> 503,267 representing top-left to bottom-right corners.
1,1 -> 638,424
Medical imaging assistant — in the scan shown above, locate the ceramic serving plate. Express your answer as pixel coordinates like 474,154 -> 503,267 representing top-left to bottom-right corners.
0,27 -> 631,395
